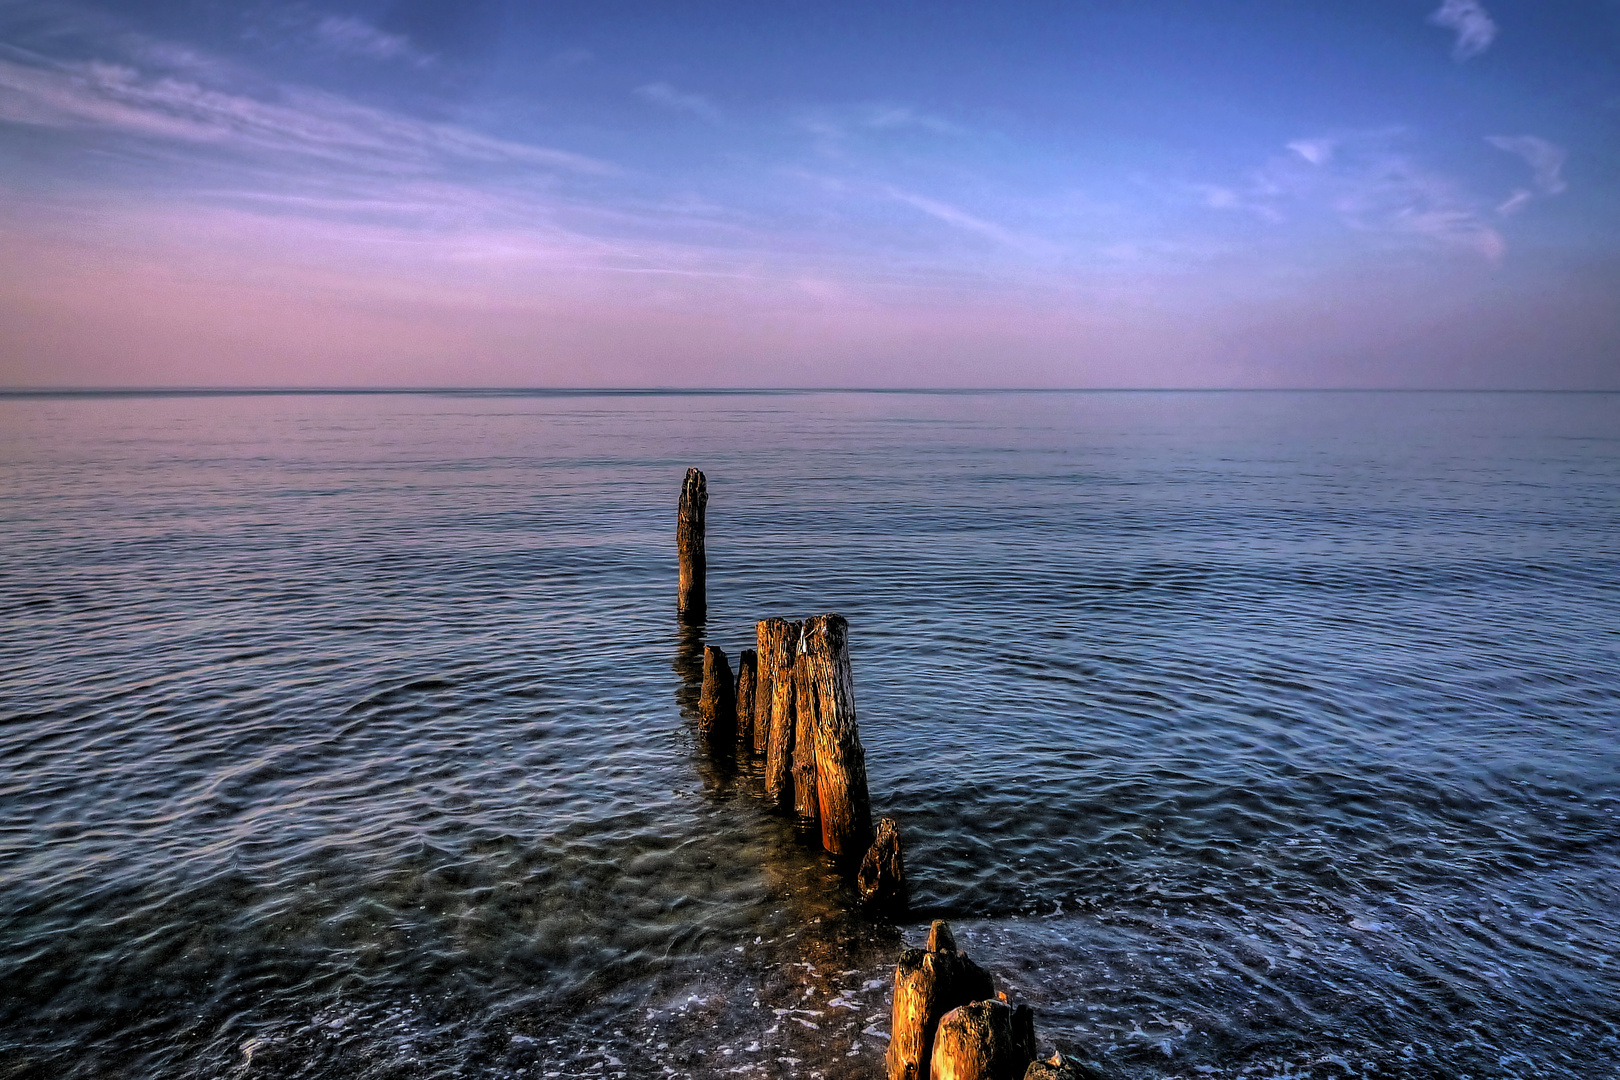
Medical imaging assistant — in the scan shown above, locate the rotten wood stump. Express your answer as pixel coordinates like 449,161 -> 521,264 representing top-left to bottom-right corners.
676,469 -> 707,622
888,920 -> 997,1080
929,999 -> 1036,1080
1023,1053 -> 1107,1080
858,816 -> 906,912
800,613 -> 873,858
759,618 -> 799,806
697,645 -> 736,743
791,648 -> 820,823
734,648 -> 758,751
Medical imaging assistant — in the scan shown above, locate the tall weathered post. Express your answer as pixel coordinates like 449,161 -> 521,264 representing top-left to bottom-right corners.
760,617 -> 800,807
734,649 -> 758,751
752,621 -> 776,757
791,647 -> 821,824
676,468 -> 707,622
801,613 -> 873,858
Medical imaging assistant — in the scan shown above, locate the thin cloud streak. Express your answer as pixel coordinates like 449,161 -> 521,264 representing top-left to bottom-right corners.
884,187 -> 1038,251
0,51 -> 617,175
635,81 -> 720,122
314,15 -> 430,67
1487,135 -> 1567,195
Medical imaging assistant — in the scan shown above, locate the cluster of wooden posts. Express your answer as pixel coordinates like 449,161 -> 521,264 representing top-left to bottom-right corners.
677,468 -> 905,910
890,920 -> 1097,1080
676,469 -> 1094,1080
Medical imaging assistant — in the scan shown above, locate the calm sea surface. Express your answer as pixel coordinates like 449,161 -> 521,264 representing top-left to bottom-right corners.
1,390 -> 1617,1080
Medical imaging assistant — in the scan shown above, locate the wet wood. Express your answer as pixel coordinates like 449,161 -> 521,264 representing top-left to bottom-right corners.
858,816 -> 907,911
697,645 -> 735,743
751,620 -> 774,756
888,948 -> 952,1080
734,648 -> 758,751
929,999 -> 1036,1080
800,613 -> 873,857
676,468 -> 707,621
759,618 -> 799,806
1023,1053 -> 1106,1080
791,649 -> 820,823
887,921 -> 997,1080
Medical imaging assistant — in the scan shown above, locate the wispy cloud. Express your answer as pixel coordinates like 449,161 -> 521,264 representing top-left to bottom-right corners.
1206,131 -> 1506,262
1286,138 -> 1334,166
885,187 -> 1033,250
0,51 -> 615,175
635,81 -> 720,122
795,102 -> 965,159
314,14 -> 430,66
1486,135 -> 1567,194
1487,135 -> 1567,217
860,104 -> 962,135
1429,0 -> 1497,61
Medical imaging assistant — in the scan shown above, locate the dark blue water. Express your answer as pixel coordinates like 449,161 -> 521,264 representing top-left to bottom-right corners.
2,390 -> 1617,1080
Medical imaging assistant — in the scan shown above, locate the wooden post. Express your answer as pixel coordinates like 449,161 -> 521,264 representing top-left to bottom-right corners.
800,613 -> 873,857
752,621 -> 774,756
1024,1053 -> 1101,1080
887,921 -> 996,1080
761,618 -> 799,807
734,648 -> 758,751
791,648 -> 820,824
676,468 -> 706,622
858,816 -> 906,911
929,999 -> 1035,1080
697,645 -> 736,743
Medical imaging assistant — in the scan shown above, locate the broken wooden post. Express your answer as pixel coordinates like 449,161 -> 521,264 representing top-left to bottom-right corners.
791,648 -> 820,824
858,816 -> 907,911
887,920 -> 997,1080
1023,1052 -> 1106,1080
760,618 -> 799,806
697,645 -> 736,743
929,998 -> 1035,1080
800,613 -> 873,858
734,648 -> 758,751
676,468 -> 706,622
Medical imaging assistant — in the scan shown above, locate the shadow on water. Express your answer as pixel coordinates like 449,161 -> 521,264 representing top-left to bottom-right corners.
671,617 -> 707,721
671,617 -> 741,793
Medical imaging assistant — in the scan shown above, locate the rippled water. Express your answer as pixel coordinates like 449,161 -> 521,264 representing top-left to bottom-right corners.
2,390 -> 1617,1080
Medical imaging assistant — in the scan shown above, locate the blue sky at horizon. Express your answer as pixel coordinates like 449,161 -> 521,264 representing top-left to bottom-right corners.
2,0 -> 1618,388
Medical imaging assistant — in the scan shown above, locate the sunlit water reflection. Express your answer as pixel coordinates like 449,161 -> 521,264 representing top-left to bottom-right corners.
2,390 -> 1616,1079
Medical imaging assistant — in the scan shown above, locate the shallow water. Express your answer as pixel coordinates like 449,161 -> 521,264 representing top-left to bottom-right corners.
1,389 -> 1617,1080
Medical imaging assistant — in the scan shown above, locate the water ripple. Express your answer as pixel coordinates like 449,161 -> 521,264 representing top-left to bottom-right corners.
2,390 -> 1618,1079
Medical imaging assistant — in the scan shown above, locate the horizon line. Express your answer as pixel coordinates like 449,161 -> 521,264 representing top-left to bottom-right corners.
3,386 -> 1618,398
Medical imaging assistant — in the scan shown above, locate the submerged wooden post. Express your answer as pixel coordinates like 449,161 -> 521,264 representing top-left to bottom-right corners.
859,816 -> 907,911
801,613 -> 873,857
791,647 -> 820,824
697,645 -> 736,743
734,648 -> 758,751
761,618 -> 800,806
676,468 -> 707,622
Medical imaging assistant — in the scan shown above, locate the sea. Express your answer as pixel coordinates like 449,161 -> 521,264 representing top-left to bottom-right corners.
1,389 -> 1616,1080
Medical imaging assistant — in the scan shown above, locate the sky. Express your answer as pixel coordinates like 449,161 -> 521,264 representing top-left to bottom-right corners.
1,0 -> 1618,388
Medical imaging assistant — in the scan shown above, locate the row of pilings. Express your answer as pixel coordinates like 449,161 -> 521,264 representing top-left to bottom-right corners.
675,467 -> 1099,1080
678,467 -> 905,909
